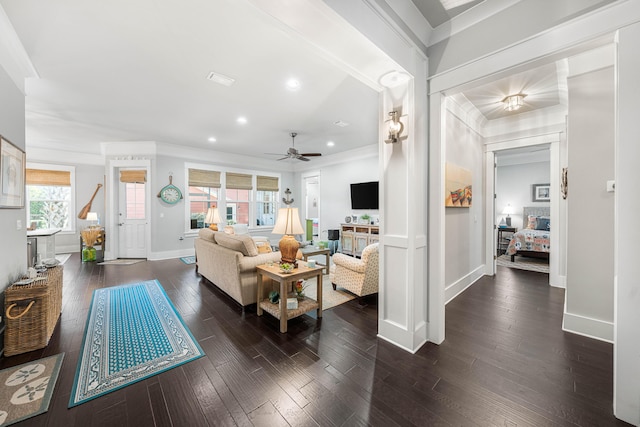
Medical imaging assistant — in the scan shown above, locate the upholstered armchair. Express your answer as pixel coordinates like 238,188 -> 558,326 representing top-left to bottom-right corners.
329,243 -> 379,297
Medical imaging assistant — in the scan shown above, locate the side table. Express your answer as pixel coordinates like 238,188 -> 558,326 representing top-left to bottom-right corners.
497,227 -> 517,256
256,262 -> 324,333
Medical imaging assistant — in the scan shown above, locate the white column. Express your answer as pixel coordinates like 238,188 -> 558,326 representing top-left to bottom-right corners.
614,23 -> 640,426
377,49 -> 431,352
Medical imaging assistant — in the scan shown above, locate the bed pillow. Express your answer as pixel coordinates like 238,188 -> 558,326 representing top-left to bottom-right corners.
535,217 -> 550,231
527,215 -> 538,229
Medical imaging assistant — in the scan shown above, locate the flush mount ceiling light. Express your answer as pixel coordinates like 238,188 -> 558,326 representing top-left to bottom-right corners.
379,70 -> 411,88
208,137 -> 217,142
327,141 -> 335,147
236,116 -> 247,124
207,71 -> 235,87
502,93 -> 527,111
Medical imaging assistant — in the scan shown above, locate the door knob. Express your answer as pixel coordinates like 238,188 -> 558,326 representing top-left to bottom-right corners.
118,223 -> 124,226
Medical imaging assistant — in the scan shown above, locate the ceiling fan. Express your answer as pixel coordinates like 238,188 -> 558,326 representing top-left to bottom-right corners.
270,132 -> 322,162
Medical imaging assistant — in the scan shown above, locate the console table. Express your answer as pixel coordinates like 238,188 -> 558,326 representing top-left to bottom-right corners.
340,224 -> 379,257
256,262 -> 324,333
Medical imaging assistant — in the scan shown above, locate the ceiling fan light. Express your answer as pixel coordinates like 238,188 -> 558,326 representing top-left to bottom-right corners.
502,93 -> 526,111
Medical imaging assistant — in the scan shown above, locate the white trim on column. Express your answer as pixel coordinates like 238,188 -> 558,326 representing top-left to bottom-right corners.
427,92 -> 445,345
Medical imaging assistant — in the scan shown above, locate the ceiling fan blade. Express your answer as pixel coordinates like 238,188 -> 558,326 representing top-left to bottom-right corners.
300,153 -> 322,157
297,156 -> 310,161
276,156 -> 290,161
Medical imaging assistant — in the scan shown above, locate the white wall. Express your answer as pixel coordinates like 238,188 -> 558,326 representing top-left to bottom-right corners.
444,109 -> 485,301
297,153 -> 378,242
496,160 -> 550,230
0,64 -> 26,291
564,65 -> 615,341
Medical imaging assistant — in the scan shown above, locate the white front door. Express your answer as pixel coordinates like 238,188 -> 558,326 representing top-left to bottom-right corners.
118,180 -> 147,258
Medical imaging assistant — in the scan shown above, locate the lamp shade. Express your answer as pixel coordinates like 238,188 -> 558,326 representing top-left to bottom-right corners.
205,207 -> 221,231
86,212 -> 98,221
502,204 -> 515,216
272,208 -> 304,235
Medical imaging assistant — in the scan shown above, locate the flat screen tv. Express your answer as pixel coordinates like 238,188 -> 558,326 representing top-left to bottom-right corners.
350,181 -> 379,210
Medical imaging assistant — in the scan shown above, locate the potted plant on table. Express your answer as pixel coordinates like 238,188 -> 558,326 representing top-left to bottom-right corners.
360,213 -> 371,224
294,280 -> 308,301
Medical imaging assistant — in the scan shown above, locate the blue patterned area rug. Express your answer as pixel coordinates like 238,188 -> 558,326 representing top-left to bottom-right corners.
69,280 -> 204,407
180,256 -> 196,265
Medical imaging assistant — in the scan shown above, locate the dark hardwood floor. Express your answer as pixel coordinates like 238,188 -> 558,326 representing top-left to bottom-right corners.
1,254 -> 629,426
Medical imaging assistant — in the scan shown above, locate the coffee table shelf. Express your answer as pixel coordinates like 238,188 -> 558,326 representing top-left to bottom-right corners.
258,297 -> 319,321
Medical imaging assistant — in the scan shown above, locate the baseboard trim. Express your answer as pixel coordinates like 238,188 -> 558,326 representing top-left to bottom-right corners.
562,311 -> 614,343
445,265 -> 485,304
149,249 -> 195,261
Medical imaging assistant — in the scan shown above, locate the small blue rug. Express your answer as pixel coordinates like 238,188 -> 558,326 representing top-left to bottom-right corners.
180,256 -> 196,265
69,280 -> 204,407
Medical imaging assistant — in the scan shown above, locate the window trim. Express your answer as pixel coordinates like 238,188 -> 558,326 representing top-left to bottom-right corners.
184,162 -> 280,234
26,162 -> 76,233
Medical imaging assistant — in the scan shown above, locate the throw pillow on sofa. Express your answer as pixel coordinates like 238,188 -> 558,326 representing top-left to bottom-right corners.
214,232 -> 259,257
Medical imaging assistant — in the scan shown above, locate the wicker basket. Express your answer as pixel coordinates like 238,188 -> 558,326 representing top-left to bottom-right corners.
4,266 -> 63,356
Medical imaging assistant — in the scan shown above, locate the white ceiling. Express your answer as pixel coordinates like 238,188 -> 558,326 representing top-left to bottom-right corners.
459,61 -> 566,121
1,0 -> 380,160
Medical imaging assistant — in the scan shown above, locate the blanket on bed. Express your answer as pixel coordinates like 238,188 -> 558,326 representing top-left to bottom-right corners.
506,229 -> 550,255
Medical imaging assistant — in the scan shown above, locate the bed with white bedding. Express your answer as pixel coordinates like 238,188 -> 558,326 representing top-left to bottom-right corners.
505,207 -> 550,262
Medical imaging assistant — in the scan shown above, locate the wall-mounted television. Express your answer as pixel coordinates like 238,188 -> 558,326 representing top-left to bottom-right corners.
350,181 -> 379,210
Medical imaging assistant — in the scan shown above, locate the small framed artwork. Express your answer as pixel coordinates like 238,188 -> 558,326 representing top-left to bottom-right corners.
532,183 -> 550,202
0,136 -> 26,208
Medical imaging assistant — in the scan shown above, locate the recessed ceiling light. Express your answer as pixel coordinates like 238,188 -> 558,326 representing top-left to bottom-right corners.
333,120 -> 349,127
327,141 -> 335,147
286,78 -> 301,90
207,71 -> 235,87
236,117 -> 247,124
208,137 -> 217,142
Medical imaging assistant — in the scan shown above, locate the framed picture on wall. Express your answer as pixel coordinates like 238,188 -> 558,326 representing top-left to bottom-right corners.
532,183 -> 550,202
0,136 -> 25,208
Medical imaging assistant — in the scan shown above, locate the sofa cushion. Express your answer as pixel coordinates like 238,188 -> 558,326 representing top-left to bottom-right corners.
233,224 -> 250,235
198,228 -> 218,243
214,232 -> 258,257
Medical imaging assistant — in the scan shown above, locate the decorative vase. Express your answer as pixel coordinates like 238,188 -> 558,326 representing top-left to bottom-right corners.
82,246 -> 96,262
296,293 -> 305,301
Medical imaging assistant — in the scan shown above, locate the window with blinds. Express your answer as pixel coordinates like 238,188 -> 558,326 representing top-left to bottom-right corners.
188,168 -> 220,229
185,166 -> 279,230
256,175 -> 279,226
26,166 -> 75,231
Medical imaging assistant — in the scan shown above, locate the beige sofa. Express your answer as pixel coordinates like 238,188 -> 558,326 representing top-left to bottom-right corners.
194,228 -> 281,306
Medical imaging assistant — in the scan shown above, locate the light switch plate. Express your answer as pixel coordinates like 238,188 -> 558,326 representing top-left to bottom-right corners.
16,219 -> 22,230
606,180 -> 615,192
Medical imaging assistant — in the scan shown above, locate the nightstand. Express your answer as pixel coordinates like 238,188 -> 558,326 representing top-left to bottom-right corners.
497,227 -> 517,256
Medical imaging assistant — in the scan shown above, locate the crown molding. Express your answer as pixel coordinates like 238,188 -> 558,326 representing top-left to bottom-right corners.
0,5 -> 39,93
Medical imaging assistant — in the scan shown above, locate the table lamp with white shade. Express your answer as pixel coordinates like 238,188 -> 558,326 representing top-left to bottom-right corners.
502,204 -> 514,226
205,207 -> 221,231
272,207 -> 304,266
86,212 -> 99,227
